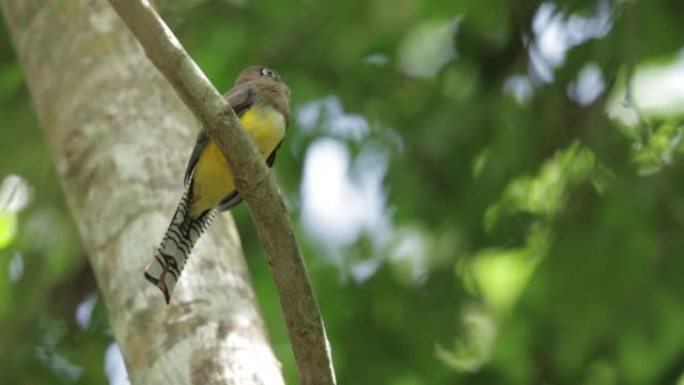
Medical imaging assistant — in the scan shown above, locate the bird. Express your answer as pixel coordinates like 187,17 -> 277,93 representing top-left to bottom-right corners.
143,66 -> 290,304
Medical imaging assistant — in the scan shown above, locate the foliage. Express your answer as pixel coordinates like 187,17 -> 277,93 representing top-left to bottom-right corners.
2,0 -> 684,384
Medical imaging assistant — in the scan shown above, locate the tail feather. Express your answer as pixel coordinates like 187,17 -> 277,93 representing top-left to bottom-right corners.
144,186 -> 216,304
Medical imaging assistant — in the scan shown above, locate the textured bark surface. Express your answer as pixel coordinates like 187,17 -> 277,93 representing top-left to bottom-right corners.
1,1 -> 285,384
106,2 -> 336,384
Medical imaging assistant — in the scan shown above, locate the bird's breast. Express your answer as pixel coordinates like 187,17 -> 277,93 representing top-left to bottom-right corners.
189,104 -> 286,217
240,105 -> 286,156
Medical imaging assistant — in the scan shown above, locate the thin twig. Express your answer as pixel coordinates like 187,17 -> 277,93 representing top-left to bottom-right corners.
106,1 -> 336,384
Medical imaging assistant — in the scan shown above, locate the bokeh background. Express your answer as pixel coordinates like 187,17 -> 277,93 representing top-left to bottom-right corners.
2,0 -> 684,383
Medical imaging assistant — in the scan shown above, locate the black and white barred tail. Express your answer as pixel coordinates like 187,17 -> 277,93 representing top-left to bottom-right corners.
144,185 -> 216,304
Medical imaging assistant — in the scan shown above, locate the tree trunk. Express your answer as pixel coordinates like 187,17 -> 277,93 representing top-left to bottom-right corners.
1,1 -> 285,384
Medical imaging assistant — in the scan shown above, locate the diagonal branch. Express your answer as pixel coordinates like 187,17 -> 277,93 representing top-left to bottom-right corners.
106,1 -> 336,384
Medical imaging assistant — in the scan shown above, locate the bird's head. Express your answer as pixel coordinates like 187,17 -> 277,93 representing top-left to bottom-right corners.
235,66 -> 283,85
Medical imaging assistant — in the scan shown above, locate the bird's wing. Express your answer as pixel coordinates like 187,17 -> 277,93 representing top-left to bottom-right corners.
183,84 -> 255,186
183,132 -> 209,186
266,141 -> 281,168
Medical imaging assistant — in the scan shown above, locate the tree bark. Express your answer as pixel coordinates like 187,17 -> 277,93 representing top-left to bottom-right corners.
105,2 -> 336,384
1,1 -> 285,384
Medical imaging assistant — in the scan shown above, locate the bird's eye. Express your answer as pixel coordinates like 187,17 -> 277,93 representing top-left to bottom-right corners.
261,67 -> 277,78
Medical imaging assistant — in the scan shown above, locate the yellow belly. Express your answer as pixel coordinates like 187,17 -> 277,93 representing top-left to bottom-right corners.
189,105 -> 286,217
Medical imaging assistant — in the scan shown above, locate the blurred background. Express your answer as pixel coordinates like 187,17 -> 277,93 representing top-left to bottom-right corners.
2,0 -> 684,383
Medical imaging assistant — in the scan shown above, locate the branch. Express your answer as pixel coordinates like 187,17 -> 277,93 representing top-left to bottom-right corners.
106,1 -> 336,384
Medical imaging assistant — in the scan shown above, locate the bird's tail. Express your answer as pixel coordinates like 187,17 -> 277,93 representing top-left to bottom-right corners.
144,186 -> 216,304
